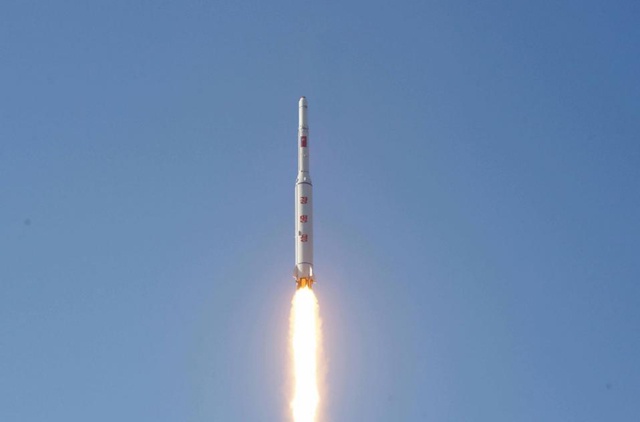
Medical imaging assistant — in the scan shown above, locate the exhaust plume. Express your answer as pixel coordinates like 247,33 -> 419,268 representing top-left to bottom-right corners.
290,287 -> 321,422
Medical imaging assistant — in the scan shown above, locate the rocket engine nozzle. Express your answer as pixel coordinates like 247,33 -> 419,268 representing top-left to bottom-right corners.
296,278 -> 314,290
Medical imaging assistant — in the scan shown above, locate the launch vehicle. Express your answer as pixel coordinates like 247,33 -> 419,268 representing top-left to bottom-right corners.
294,97 -> 314,289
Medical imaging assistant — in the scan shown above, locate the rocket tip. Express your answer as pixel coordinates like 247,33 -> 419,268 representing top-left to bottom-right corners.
299,96 -> 308,106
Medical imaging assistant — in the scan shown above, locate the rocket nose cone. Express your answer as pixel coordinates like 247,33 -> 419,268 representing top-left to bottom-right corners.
299,96 -> 308,107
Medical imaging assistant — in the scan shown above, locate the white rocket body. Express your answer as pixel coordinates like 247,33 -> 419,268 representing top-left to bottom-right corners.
294,97 -> 314,289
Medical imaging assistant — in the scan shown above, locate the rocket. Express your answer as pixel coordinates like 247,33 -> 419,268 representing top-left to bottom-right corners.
294,96 -> 314,289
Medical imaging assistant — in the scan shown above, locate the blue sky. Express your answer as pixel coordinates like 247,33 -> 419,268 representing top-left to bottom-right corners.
1,1 -> 639,420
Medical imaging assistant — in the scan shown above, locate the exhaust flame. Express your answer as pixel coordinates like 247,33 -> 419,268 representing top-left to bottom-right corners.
290,287 -> 320,422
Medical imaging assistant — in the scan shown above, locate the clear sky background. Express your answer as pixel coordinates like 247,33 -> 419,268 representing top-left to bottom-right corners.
1,1 -> 639,421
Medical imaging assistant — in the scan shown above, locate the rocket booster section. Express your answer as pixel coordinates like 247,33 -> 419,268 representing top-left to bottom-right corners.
294,97 -> 314,289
